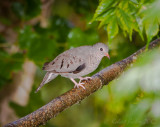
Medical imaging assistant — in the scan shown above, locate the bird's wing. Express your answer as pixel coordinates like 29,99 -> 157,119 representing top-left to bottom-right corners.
42,46 -> 90,73
69,63 -> 86,74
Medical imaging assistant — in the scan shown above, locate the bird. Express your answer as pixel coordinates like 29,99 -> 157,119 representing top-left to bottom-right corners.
35,43 -> 110,93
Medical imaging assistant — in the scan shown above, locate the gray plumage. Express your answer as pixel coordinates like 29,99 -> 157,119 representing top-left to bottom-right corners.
35,43 -> 109,92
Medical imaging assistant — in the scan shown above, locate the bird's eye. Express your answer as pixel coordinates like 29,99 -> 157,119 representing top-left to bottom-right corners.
100,48 -> 103,51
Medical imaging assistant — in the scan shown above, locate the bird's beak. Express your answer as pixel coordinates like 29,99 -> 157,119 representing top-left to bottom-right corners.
105,53 -> 110,59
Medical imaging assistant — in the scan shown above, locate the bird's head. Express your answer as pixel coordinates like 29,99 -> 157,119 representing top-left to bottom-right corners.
93,43 -> 110,59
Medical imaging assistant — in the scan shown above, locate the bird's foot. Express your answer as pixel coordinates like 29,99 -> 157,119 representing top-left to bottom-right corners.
70,78 -> 85,89
79,76 -> 92,83
74,82 -> 85,89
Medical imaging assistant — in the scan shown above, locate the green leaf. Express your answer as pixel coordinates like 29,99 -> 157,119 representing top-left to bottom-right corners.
135,16 -> 144,40
116,9 -> 132,33
24,0 -> 41,20
98,9 -> 115,28
139,0 -> 160,43
11,0 -> 41,20
28,36 -> 56,63
144,19 -> 159,44
19,25 -> 57,64
128,1 -> 139,13
130,0 -> 139,4
0,51 -> 24,88
50,16 -> 72,42
91,0 -> 116,21
116,8 -> 138,40
19,26 -> 37,49
106,17 -> 119,44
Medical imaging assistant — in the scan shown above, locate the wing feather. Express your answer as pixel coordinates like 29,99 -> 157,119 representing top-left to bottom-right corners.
42,46 -> 91,73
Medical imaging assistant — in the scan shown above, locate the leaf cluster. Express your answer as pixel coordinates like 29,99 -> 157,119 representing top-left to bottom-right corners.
91,0 -> 160,44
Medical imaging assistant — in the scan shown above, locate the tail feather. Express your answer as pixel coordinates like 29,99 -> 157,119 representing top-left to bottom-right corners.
35,72 -> 58,93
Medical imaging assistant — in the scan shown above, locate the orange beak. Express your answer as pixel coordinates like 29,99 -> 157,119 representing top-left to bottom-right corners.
105,53 -> 110,59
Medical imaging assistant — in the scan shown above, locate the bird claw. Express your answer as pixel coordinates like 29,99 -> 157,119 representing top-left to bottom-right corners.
79,77 -> 92,83
74,82 -> 85,89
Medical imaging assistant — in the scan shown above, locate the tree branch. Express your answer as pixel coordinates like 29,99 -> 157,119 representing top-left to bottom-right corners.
4,38 -> 160,127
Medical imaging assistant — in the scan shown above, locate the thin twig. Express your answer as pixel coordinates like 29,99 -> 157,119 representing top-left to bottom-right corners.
4,38 -> 160,127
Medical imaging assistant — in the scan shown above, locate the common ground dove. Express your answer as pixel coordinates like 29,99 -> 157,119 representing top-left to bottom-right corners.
35,43 -> 110,92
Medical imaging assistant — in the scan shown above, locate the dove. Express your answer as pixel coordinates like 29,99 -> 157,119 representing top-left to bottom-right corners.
35,43 -> 110,92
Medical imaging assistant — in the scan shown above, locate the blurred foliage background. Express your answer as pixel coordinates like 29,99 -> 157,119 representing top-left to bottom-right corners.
0,0 -> 160,127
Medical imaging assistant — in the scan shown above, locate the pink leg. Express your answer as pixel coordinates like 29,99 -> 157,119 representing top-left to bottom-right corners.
70,78 -> 85,89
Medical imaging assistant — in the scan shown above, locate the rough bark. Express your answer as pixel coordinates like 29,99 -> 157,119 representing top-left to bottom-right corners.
4,38 -> 160,127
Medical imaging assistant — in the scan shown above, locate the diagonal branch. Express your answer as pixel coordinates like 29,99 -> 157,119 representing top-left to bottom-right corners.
4,38 -> 160,127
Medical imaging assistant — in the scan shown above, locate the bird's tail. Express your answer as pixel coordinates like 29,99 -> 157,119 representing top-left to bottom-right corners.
35,72 -> 58,93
